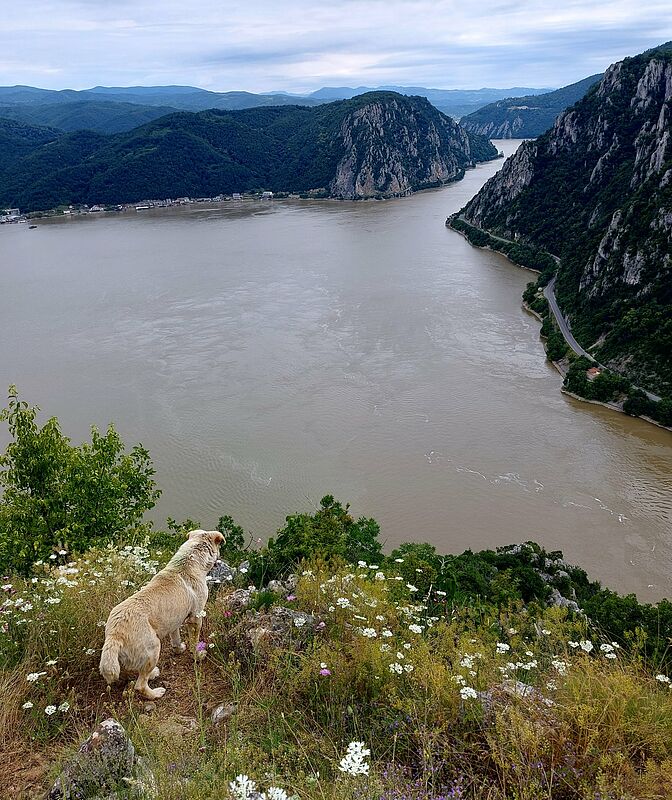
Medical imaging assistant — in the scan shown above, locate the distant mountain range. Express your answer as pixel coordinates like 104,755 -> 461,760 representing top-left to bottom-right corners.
460,75 -> 603,138
0,84 -> 553,134
0,92 -> 498,211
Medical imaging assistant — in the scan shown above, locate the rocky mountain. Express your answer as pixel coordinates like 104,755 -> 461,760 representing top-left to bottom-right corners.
459,74 -> 602,138
0,92 -> 497,211
456,43 -> 672,395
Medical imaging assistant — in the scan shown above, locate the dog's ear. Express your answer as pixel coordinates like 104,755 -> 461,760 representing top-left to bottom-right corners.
211,531 -> 225,546
187,529 -> 205,540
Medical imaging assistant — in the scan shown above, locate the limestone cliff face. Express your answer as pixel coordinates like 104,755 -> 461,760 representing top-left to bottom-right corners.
328,94 -> 497,199
458,44 -> 672,393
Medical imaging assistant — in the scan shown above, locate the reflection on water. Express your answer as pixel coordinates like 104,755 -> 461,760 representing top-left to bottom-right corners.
1,140 -> 671,600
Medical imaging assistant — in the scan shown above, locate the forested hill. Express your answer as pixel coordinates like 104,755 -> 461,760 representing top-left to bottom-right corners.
457,43 -> 672,396
459,74 -> 603,139
0,92 -> 497,211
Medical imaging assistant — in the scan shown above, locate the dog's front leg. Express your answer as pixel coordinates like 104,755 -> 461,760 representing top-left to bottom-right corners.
169,628 -> 187,654
184,613 -> 203,655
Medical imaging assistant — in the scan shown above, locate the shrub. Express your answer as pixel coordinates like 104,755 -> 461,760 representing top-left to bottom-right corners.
0,387 -> 160,575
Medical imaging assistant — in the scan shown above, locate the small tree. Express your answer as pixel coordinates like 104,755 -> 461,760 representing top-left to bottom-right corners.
0,387 -> 160,574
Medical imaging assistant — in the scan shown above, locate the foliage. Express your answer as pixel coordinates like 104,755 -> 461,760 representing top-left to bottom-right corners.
4,548 -> 672,798
461,73 -> 603,138
459,44 -> 672,396
0,92 -> 497,211
563,357 -> 631,402
0,387 -> 160,575
256,495 -> 382,582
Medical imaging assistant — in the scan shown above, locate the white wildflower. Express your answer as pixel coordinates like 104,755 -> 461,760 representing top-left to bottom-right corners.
336,597 -> 350,608
381,629 -> 393,637
579,640 -> 593,653
58,701 -> 70,712
604,652 -> 617,659
568,641 -> 579,648
229,774 -> 257,800
268,788 -> 289,800
541,629 -> 551,635
44,705 -> 57,716
408,624 -> 423,634
600,643 -> 614,653
496,642 -> 510,654
389,662 -> 403,674
26,671 -> 46,682
22,701 -> 33,709
338,740 -> 370,776
460,686 -> 478,700
293,616 -> 307,628
403,663 -> 414,673
656,674 -> 670,684
551,659 -> 568,676
361,628 -> 377,638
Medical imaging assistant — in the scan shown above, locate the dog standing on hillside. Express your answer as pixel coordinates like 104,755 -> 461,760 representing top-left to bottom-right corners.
99,529 -> 224,699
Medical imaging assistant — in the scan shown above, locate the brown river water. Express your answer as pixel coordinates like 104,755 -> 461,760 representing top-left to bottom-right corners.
1,140 -> 671,600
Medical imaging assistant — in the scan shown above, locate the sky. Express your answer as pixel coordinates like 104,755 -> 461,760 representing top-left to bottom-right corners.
1,1 -> 671,93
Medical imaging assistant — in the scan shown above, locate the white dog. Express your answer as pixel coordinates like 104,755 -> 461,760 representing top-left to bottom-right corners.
99,529 -> 224,699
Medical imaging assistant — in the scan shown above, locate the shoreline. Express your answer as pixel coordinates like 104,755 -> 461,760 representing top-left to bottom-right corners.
449,219 -> 672,435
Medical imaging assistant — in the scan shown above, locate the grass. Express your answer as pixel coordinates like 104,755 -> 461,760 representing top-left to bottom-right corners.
2,550 -> 672,799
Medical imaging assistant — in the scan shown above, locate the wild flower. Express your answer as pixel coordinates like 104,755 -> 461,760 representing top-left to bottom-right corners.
22,701 -> 33,709
408,624 -> 423,634
568,641 -> 579,648
541,629 -> 551,635
293,616 -> 307,628
460,686 -> 478,700
44,705 -> 57,715
381,629 -> 393,637
229,774 -> 257,800
26,671 -> 46,682
336,598 -> 350,608
196,641 -> 207,652
604,652 -> 617,659
551,659 -> 568,675
389,662 -> 403,674
600,643 -> 614,653
267,788 -> 289,800
361,628 -> 377,638
286,594 -> 297,601
338,740 -> 370,776
655,674 -> 670,684
496,642 -> 510,653
406,584 -> 418,592
58,701 -> 70,712
580,640 -> 594,653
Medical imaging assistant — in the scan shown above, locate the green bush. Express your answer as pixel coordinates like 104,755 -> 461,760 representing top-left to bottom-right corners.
0,387 -> 160,574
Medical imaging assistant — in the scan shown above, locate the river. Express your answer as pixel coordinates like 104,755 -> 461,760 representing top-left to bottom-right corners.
1,140 -> 671,600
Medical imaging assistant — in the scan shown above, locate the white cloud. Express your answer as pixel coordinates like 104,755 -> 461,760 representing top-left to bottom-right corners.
0,0 -> 670,90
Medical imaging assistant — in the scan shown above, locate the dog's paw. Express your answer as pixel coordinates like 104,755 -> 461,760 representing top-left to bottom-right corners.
148,666 -> 160,679
174,642 -> 187,654
148,686 -> 166,699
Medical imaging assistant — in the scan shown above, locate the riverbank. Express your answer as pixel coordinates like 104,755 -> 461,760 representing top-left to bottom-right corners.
448,216 -> 672,434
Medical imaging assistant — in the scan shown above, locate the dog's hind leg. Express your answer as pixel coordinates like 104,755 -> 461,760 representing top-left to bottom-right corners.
169,628 -> 187,654
135,637 -> 166,700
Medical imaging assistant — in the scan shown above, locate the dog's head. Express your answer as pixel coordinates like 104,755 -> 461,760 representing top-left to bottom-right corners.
186,529 -> 225,569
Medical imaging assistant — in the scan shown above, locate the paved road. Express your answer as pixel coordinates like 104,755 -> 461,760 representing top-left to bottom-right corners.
452,217 -> 663,402
543,277 -> 661,403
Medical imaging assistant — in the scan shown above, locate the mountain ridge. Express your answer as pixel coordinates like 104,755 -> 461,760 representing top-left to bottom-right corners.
456,43 -> 672,396
0,92 -> 498,212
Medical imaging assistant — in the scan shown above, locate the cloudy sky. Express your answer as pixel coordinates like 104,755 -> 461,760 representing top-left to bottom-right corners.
2,0 -> 671,93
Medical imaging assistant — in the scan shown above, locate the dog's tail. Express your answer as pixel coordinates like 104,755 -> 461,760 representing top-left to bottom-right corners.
99,637 -> 121,684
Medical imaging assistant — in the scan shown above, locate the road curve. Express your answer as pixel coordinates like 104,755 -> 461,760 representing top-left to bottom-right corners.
543,277 -> 661,403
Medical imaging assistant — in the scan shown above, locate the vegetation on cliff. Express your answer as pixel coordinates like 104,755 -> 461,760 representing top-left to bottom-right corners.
0,92 -> 497,211
2,390 -> 672,798
458,43 -> 672,400
459,75 -> 602,139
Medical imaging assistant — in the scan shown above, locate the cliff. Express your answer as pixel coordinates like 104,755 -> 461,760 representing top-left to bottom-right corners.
460,74 -> 602,139
0,92 -> 497,211
457,43 -> 672,395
